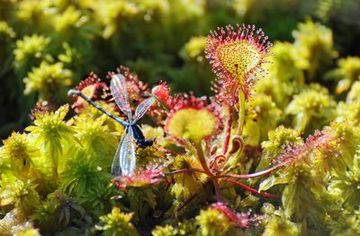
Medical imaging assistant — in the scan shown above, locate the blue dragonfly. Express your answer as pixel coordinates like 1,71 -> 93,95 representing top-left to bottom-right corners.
68,74 -> 156,176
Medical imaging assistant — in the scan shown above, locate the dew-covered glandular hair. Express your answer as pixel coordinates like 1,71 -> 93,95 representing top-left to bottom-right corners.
272,130 -> 337,166
205,24 -> 272,106
71,72 -> 109,112
210,202 -> 260,229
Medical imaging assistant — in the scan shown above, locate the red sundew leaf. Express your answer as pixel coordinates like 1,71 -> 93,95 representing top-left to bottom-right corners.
164,93 -> 224,140
170,93 -> 208,111
210,202 -> 261,229
112,168 -> 164,191
107,65 -> 150,103
273,130 -> 337,166
149,81 -> 175,123
70,72 -> 109,112
29,101 -> 53,120
106,65 -> 161,120
151,81 -> 171,106
205,24 -> 272,106
165,108 -> 218,143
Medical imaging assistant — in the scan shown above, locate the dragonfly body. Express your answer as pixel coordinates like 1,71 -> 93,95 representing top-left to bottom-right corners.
68,73 -> 155,176
129,124 -> 153,148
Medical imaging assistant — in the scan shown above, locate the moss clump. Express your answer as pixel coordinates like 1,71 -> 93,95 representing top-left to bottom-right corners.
1,1 -> 360,235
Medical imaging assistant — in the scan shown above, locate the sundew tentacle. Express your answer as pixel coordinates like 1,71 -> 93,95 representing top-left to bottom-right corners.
206,24 -> 272,106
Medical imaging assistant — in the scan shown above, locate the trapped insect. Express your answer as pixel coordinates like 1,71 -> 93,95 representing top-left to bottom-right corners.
68,74 -> 155,176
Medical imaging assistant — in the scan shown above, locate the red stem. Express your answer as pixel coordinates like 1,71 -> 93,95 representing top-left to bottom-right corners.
219,165 -> 280,179
212,179 -> 222,202
218,159 -> 291,180
223,178 -> 280,199
194,142 -> 214,176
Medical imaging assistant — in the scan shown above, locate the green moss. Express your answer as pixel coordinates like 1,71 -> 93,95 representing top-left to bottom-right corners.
292,20 -> 338,80
327,57 -> 360,94
195,208 -> 231,236
14,35 -> 50,67
0,1 -> 360,235
285,84 -> 336,134
96,207 -> 138,236
263,210 -> 300,236
24,62 -> 72,100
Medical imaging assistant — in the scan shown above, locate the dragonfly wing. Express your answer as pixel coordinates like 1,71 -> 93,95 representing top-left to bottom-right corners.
133,97 -> 156,123
111,128 -> 136,176
111,131 -> 126,176
110,74 -> 133,121
120,128 -> 137,176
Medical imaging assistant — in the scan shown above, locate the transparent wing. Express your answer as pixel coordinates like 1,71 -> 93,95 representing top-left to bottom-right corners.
110,74 -> 132,121
111,128 -> 137,176
133,97 -> 156,123
111,131 -> 126,176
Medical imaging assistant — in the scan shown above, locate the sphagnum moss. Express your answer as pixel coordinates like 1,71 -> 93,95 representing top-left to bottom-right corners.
0,7 -> 360,235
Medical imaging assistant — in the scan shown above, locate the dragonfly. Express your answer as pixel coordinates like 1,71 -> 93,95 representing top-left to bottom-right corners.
68,74 -> 156,176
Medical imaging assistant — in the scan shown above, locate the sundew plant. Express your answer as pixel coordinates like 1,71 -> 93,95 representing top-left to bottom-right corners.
2,2 -> 360,236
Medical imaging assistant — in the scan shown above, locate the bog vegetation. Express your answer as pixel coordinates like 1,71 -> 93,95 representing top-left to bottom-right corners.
1,1 -> 360,235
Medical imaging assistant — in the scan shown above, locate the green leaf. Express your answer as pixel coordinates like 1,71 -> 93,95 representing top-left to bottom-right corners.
258,175 -> 288,192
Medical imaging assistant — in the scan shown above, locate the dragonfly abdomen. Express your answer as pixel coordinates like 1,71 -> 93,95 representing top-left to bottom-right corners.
130,124 -> 153,148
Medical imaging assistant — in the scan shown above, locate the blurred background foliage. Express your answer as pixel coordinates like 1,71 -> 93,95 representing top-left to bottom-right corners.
1,0 -> 360,139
